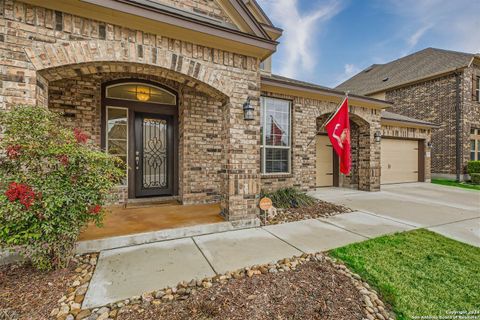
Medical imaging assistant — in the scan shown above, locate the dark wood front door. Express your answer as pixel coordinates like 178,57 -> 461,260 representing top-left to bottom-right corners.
134,113 -> 174,197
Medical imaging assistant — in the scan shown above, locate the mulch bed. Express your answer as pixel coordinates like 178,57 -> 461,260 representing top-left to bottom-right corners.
0,262 -> 76,320
117,260 -> 366,320
261,200 -> 351,225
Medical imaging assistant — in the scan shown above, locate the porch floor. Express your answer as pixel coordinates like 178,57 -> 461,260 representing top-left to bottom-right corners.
79,203 -> 223,241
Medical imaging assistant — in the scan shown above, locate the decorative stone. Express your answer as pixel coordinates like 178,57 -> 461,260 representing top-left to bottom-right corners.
50,307 -> 60,317
75,309 -> 91,320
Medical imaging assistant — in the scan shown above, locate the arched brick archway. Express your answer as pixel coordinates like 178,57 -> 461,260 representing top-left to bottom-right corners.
315,111 -> 379,191
25,40 -> 236,99
24,43 -> 262,221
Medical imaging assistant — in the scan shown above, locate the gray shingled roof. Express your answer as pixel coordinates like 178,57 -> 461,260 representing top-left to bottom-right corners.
336,48 -> 477,95
381,111 -> 436,127
263,73 -> 333,91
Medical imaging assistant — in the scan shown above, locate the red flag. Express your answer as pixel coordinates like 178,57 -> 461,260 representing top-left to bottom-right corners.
325,97 -> 351,174
271,117 -> 284,145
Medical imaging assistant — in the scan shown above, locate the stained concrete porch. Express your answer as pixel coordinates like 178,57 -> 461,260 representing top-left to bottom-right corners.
75,203 -> 260,254
79,203 -> 224,241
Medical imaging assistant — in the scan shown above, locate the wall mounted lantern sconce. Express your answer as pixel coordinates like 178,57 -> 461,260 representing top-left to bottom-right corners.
426,141 -> 433,148
243,97 -> 254,121
374,131 -> 382,143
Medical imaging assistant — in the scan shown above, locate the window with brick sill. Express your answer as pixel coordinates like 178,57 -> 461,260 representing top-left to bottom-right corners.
260,97 -> 292,174
471,128 -> 480,161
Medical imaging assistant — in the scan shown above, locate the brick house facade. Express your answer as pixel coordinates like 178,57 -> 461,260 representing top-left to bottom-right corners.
337,48 -> 480,180
0,0 -> 432,224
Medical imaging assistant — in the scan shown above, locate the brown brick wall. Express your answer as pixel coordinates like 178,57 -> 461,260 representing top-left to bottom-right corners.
180,89 -> 225,205
385,66 -> 480,176
0,0 -> 260,221
385,74 -> 458,175
48,72 -> 226,205
462,64 -> 480,168
260,91 -> 382,193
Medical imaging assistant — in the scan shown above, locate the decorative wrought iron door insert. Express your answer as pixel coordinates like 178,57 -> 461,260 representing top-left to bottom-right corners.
135,113 -> 174,197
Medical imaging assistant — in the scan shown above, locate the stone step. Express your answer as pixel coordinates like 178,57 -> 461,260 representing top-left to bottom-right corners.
125,196 -> 180,208
75,218 -> 261,254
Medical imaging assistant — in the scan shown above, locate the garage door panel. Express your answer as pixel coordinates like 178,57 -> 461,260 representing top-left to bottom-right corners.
381,139 -> 419,184
316,135 -> 333,187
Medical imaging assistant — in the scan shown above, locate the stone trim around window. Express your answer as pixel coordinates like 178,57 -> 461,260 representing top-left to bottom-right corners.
260,96 -> 292,174
470,128 -> 480,161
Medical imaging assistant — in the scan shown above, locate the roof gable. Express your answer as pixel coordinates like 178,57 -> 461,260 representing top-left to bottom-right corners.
336,48 -> 476,95
147,0 -> 235,25
127,0 -> 271,39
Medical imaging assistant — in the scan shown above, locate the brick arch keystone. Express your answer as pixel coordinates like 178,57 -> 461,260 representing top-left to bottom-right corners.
25,40 -> 234,97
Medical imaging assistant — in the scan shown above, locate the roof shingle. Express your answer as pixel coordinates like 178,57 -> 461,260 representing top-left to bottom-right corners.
336,48 -> 477,95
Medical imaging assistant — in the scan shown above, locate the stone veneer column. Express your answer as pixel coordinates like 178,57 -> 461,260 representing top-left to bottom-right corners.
221,88 -> 261,221
358,120 -> 381,191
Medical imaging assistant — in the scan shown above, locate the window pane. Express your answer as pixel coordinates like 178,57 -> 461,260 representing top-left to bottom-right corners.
108,140 -> 127,155
106,83 -> 176,105
265,148 -> 289,173
107,107 -> 128,185
108,108 -> 127,136
264,98 -> 290,147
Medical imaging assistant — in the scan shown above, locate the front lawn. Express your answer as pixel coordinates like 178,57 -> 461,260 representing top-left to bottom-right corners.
330,229 -> 480,320
431,178 -> 480,191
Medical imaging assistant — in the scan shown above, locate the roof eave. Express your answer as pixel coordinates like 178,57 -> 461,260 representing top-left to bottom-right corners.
381,118 -> 439,129
73,0 -> 278,53
261,76 -> 393,109
364,66 -> 469,96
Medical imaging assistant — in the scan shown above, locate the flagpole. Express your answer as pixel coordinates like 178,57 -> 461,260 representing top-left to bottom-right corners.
304,91 -> 349,150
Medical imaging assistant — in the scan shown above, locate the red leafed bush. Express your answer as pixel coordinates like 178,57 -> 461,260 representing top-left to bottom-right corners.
0,106 -> 124,270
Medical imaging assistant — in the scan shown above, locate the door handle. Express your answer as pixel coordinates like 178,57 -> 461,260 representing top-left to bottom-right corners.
135,151 -> 140,170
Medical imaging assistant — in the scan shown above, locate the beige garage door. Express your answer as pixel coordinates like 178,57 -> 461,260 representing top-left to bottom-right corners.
316,135 -> 333,187
381,139 -> 419,184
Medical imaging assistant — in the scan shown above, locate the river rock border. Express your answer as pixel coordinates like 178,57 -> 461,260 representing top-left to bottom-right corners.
51,252 -> 395,320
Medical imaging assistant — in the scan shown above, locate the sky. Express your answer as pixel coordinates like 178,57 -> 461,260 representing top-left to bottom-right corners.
256,0 -> 480,88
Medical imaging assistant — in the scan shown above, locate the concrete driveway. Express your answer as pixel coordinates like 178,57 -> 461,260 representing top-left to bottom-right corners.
309,183 -> 480,247
82,182 -> 478,308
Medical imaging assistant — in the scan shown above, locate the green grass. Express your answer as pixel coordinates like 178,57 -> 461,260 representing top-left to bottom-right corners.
330,230 -> 480,320
431,179 -> 480,191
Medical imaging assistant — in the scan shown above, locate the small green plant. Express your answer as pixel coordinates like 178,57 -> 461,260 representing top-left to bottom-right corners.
261,187 -> 316,209
467,160 -> 480,174
471,173 -> 480,185
0,106 -> 124,270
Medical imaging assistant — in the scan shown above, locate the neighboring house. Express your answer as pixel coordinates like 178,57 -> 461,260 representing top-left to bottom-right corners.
0,0 -> 433,224
337,48 -> 480,180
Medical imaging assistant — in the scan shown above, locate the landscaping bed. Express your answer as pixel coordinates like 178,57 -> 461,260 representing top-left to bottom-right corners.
0,261 -> 76,320
115,254 -> 392,320
263,199 -> 351,225
331,229 -> 480,320
259,187 -> 351,225
0,252 -> 392,320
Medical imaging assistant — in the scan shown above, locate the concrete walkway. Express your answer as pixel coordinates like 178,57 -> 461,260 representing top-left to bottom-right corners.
309,182 -> 479,246
83,183 -> 479,309
83,210 -> 412,308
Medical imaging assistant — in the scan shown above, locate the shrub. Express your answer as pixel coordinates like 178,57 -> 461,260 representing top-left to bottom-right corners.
467,161 -> 480,174
471,173 -> 480,185
261,187 -> 316,209
0,106 -> 124,270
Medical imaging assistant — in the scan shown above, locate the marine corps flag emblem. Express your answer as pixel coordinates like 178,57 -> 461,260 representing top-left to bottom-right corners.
325,97 -> 351,174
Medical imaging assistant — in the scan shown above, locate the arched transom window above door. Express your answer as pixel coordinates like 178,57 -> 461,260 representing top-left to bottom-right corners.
106,82 -> 176,105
